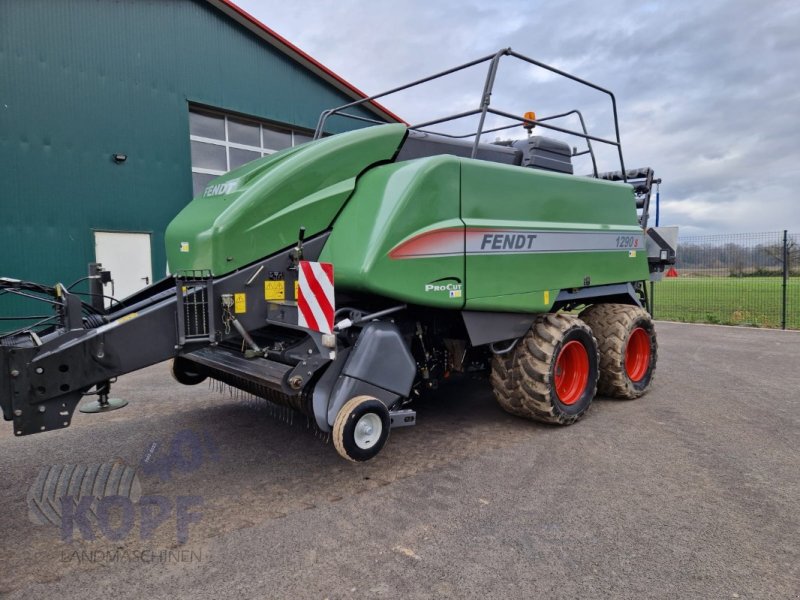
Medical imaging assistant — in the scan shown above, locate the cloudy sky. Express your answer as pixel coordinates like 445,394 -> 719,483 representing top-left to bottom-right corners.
237,0 -> 799,234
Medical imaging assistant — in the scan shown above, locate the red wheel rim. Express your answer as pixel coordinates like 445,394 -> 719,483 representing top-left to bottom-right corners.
554,340 -> 590,405
625,327 -> 651,382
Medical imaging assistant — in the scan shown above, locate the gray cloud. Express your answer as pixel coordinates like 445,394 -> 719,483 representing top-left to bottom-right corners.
236,0 -> 800,233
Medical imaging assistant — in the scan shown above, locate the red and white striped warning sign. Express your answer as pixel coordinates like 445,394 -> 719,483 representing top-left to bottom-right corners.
298,261 -> 334,334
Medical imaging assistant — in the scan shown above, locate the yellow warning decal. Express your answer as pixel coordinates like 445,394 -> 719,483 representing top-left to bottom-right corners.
544,290 -> 550,305
114,312 -> 138,325
234,293 -> 247,314
265,280 -> 285,301
294,280 -> 299,300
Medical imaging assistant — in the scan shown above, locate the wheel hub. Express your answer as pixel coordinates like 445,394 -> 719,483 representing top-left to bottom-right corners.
625,327 -> 651,382
554,340 -> 590,405
353,413 -> 382,450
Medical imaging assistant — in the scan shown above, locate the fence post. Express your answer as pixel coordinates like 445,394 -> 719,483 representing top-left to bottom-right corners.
649,280 -> 655,317
782,230 -> 788,330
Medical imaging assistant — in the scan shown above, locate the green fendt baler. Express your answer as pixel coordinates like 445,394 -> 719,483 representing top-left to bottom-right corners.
1,49 -> 676,461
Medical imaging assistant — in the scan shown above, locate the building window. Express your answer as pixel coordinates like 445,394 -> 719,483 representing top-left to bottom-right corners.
189,107 -> 314,197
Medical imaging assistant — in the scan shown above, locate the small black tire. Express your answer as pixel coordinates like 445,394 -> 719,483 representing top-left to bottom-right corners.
579,303 -> 657,399
171,357 -> 207,386
332,396 -> 391,462
491,313 -> 599,425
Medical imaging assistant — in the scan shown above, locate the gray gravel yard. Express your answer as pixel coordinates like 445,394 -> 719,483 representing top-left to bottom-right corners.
1,321 -> 798,599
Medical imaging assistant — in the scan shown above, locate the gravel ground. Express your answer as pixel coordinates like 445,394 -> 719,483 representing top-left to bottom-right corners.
1,321 -> 798,599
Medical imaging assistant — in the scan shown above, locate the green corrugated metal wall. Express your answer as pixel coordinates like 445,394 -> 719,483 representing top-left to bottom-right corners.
0,0 -> 380,313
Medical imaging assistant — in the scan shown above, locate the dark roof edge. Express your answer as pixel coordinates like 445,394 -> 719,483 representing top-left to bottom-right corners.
206,0 -> 405,126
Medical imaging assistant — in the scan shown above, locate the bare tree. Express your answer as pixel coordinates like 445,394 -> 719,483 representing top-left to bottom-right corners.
761,239 -> 800,272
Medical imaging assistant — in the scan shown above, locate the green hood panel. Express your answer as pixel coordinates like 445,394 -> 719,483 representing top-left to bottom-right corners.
165,123 -> 407,275
319,156 -> 464,308
322,154 -> 648,313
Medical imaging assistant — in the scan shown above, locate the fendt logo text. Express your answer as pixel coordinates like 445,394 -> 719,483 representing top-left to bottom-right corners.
203,181 -> 239,197
479,233 -> 538,251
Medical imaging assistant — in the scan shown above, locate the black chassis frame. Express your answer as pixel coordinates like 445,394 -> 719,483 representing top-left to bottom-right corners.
1,236 -> 336,436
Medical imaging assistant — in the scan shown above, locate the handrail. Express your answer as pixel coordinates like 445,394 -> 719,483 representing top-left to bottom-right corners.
414,109 -> 599,178
313,47 -> 627,181
535,110 -> 598,178
312,52 -> 499,139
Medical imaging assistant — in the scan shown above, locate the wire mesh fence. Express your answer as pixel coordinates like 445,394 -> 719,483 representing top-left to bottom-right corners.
651,230 -> 800,329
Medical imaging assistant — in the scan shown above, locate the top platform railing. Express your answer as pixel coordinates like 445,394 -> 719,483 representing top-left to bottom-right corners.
313,48 -> 627,181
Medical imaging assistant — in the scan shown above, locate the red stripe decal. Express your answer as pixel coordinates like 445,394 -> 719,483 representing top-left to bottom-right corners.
305,266 -> 333,319
298,293 -> 320,332
298,261 -> 335,334
388,228 -> 464,259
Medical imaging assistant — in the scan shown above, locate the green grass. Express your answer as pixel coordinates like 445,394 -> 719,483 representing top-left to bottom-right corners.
652,276 -> 800,329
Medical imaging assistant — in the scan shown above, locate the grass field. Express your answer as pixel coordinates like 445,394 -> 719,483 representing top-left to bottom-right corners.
652,276 -> 800,329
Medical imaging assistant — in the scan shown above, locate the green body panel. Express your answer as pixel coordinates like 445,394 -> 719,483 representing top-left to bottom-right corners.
322,147 -> 648,313
320,156 -> 465,308
164,122 -> 647,313
165,124 -> 407,275
460,160 -> 649,312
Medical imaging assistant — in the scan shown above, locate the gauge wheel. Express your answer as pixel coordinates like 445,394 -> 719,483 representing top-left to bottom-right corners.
170,357 -> 207,386
333,395 -> 391,462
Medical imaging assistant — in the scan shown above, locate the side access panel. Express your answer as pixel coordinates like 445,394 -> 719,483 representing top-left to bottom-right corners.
320,156 -> 466,308
460,159 -> 650,312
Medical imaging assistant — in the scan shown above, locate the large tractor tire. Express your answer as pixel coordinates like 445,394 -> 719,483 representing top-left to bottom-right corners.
578,303 -> 657,399
491,313 -> 599,425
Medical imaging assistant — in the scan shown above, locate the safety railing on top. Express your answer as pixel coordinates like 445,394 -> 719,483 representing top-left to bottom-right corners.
313,48 -> 626,182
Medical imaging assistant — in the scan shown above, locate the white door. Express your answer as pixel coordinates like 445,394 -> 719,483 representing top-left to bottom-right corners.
94,231 -> 153,308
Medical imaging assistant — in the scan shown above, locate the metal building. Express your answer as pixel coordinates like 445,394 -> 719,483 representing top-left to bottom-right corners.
0,0 -> 394,308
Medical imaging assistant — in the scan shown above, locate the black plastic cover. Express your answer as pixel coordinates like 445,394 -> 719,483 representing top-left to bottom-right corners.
322,322 -> 416,428
461,311 -> 535,346
512,136 -> 574,174
341,322 -> 416,395
397,130 -> 522,166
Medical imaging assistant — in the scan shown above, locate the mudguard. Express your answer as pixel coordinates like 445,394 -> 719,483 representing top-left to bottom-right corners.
311,321 -> 416,431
